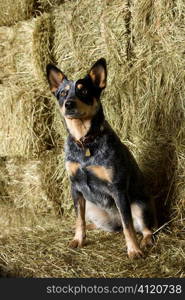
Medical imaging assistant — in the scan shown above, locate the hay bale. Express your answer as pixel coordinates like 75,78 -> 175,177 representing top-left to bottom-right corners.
0,0 -> 65,26
0,14 -> 63,156
0,0 -> 34,26
0,154 -> 68,216
0,156 -> 51,214
0,14 -> 51,85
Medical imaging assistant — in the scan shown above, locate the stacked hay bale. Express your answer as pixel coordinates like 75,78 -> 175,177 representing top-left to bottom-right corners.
0,153 -> 71,217
0,1 -> 66,216
0,14 -> 61,156
0,157 -> 53,213
0,0 -> 184,224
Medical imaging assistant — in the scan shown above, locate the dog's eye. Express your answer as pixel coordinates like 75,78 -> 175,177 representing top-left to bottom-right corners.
78,88 -> 88,98
81,88 -> 88,96
60,90 -> 68,97
75,81 -> 89,99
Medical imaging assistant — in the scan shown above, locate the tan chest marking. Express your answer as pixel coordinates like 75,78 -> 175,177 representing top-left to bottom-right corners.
65,161 -> 80,177
64,118 -> 91,141
87,165 -> 113,183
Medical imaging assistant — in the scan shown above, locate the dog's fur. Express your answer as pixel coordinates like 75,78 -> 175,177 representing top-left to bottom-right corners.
46,58 -> 155,259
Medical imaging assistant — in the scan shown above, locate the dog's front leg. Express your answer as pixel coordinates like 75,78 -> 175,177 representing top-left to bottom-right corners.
113,190 -> 144,259
69,189 -> 86,248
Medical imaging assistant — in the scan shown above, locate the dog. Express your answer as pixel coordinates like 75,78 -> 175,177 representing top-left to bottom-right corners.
46,58 -> 155,259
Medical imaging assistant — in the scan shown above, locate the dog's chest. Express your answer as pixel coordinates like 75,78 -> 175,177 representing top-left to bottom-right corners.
65,160 -> 113,184
65,135 -> 113,183
65,159 -> 114,208
64,135 -> 118,208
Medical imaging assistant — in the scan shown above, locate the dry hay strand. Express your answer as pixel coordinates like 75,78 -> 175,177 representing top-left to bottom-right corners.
0,209 -> 184,277
0,14 -> 63,156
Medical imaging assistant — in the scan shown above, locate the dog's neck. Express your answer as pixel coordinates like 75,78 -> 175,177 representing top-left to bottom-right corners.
65,105 -> 105,141
65,118 -> 91,140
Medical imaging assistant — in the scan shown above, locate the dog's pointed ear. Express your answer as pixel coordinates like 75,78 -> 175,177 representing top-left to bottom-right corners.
88,58 -> 107,89
46,64 -> 66,93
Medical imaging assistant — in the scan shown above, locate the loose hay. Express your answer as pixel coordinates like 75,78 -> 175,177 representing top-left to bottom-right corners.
0,210 -> 184,278
0,0 -> 184,278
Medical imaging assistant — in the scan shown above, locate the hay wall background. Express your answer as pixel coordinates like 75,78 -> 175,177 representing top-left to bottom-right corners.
0,0 -> 184,277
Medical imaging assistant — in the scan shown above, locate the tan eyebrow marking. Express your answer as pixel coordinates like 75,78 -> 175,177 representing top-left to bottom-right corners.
65,85 -> 70,90
77,83 -> 83,89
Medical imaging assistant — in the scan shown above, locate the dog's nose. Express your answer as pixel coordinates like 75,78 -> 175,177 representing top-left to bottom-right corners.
65,100 -> 76,110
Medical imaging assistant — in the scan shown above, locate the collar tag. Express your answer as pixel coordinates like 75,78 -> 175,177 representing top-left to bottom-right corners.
85,148 -> 91,157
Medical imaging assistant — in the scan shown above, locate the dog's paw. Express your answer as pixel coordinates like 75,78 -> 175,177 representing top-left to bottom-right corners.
140,235 -> 154,249
69,238 -> 86,248
127,247 -> 144,259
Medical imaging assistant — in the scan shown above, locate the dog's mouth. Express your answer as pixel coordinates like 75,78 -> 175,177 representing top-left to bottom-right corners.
65,110 -> 86,119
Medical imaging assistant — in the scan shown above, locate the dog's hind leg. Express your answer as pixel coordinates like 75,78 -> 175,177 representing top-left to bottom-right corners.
113,190 -> 144,259
131,202 -> 154,249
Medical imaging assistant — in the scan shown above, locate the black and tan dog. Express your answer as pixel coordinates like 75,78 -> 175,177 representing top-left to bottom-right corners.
46,58 -> 155,259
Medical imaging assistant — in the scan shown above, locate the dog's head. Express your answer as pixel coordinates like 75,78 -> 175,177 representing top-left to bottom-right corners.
46,58 -> 107,120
